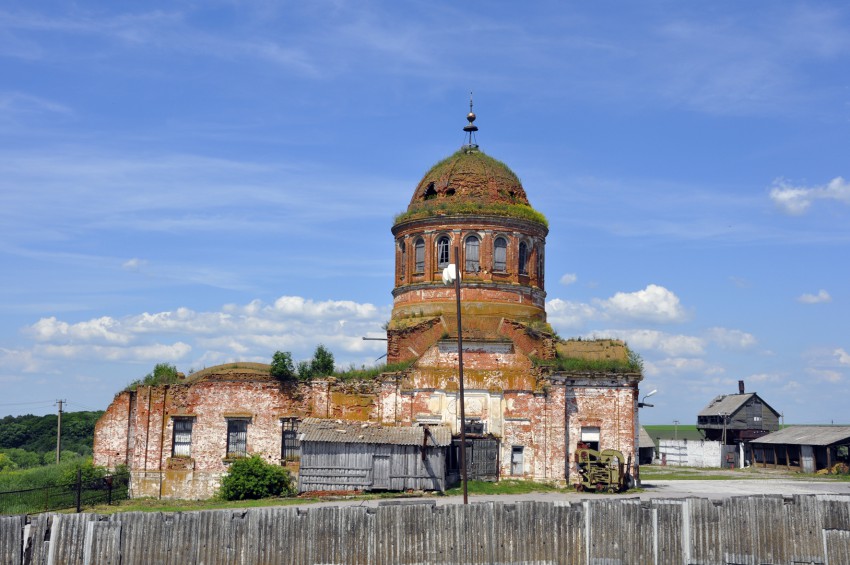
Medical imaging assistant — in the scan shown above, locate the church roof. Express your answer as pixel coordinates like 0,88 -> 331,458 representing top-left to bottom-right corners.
409,148 -> 529,208
395,148 -> 547,227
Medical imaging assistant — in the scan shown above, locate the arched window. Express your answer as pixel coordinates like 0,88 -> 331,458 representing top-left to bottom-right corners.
518,242 -> 529,276
399,240 -> 406,279
465,236 -> 480,272
437,236 -> 450,269
414,238 -> 425,273
493,237 -> 507,272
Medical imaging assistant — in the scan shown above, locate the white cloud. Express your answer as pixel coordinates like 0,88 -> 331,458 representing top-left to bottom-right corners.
546,298 -> 598,330
836,348 -> 850,366
770,177 -> 850,215
592,328 -> 704,356
748,372 -> 780,383
122,258 -> 147,271
19,296 -> 389,371
559,273 -> 577,286
807,368 -> 843,383
705,327 -> 757,349
597,284 -> 688,323
797,290 -> 831,304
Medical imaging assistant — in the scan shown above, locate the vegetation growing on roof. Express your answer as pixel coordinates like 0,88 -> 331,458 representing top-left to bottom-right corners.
533,346 -> 644,374
125,363 -> 181,391
395,201 -> 548,227
332,360 -> 414,381
270,345 -> 336,382
424,149 -> 522,185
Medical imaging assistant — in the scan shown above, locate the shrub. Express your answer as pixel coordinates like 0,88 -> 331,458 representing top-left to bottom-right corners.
60,457 -> 105,486
219,455 -> 295,501
270,351 -> 297,381
126,363 -> 181,391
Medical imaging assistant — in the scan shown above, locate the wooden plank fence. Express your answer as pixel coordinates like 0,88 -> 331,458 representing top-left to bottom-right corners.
1,494 -> 849,564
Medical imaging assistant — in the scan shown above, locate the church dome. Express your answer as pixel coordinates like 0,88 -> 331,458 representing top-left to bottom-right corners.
408,148 -> 529,208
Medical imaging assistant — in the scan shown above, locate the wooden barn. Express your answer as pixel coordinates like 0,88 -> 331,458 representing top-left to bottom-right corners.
696,381 -> 780,444
750,426 -> 850,474
296,418 -> 452,493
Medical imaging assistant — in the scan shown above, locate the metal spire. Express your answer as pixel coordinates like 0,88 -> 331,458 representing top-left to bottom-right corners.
462,92 -> 479,152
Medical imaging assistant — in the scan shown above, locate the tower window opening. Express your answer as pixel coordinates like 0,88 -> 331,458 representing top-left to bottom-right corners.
445,188 -> 455,196
437,236 -> 450,269
424,182 -> 437,200
414,237 -> 425,273
493,237 -> 507,272
465,236 -> 480,273
518,242 -> 529,276
399,240 -> 406,280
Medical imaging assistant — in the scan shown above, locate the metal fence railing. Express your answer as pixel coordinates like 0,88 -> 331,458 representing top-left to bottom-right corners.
0,471 -> 130,515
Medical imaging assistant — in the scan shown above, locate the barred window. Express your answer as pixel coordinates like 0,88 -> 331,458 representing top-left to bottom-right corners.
414,238 -> 425,273
465,236 -> 480,272
399,240 -> 406,280
518,242 -> 529,276
172,418 -> 193,457
281,418 -> 301,461
493,237 -> 507,272
226,419 -> 249,458
437,236 -> 450,269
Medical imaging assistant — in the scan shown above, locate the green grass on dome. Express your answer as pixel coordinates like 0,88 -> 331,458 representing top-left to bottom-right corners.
395,201 -> 548,227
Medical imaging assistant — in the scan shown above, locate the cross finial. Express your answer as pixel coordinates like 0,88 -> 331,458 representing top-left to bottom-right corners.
462,92 -> 478,152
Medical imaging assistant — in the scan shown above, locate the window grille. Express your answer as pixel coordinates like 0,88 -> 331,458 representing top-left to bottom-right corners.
493,237 -> 507,272
437,236 -> 450,269
172,418 -> 193,457
281,418 -> 301,461
414,238 -> 425,273
518,242 -> 528,275
464,236 -> 480,272
226,419 -> 248,458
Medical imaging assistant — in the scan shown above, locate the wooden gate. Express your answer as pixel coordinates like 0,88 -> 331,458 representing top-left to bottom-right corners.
451,438 -> 500,481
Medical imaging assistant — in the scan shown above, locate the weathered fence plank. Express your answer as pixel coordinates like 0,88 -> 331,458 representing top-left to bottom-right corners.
5,494 -> 849,565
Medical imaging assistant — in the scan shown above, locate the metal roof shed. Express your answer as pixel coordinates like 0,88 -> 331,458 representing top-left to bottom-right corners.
750,426 -> 850,474
297,418 -> 452,493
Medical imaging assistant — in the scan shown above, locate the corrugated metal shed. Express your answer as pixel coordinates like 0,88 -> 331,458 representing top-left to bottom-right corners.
751,425 -> 850,446
299,418 -> 451,446
697,393 -> 754,416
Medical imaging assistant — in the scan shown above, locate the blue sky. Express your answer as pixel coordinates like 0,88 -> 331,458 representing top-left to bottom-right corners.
1,1 -> 848,424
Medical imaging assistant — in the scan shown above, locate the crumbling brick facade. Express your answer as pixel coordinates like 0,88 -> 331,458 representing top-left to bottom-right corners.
93,131 -> 643,499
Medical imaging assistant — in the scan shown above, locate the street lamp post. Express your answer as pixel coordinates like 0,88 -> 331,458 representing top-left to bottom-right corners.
443,247 -> 468,505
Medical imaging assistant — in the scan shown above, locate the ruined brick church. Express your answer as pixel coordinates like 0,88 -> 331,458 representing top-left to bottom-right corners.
94,109 -> 643,499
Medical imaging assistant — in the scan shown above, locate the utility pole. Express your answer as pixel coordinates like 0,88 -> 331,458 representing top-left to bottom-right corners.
55,399 -> 66,464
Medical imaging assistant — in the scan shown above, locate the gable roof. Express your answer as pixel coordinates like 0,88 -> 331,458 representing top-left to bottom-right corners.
697,392 -> 779,418
638,426 -> 655,449
299,418 -> 452,447
750,426 -> 850,447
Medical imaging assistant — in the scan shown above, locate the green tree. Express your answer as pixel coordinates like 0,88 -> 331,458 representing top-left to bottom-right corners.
309,344 -> 335,377
0,453 -> 17,472
126,363 -> 180,391
296,360 -> 312,380
270,351 -> 296,381
219,455 -> 295,500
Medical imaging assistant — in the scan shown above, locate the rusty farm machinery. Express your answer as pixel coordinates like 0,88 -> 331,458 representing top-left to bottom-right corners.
574,447 -> 632,493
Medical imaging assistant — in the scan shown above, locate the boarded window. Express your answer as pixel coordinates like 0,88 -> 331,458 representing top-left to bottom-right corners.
511,446 -> 524,476
414,238 -> 425,273
172,418 -> 193,457
518,242 -> 529,275
437,236 -> 450,269
493,237 -> 507,272
399,240 -> 406,279
281,418 -> 301,461
465,236 -> 480,272
226,419 -> 249,458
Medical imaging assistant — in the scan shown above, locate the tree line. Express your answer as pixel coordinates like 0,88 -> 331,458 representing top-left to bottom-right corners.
0,411 -> 102,471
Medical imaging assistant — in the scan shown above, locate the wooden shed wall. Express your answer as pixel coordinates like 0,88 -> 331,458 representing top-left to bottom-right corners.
298,442 -> 446,493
